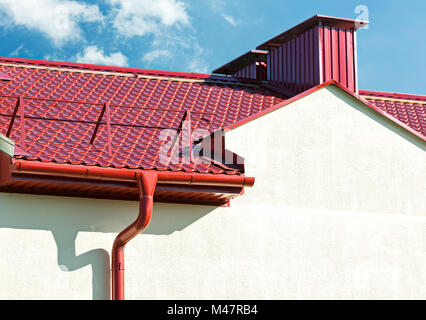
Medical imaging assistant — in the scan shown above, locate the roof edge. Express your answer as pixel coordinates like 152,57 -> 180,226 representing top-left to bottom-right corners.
359,89 -> 426,102
0,56 -> 269,87
225,80 -> 339,131
225,80 -> 426,142
0,56 -> 214,81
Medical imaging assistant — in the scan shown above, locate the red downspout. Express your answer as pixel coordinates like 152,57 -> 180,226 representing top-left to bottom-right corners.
112,171 -> 158,300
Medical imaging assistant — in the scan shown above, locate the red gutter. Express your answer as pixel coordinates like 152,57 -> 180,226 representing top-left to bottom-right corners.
11,160 -> 254,187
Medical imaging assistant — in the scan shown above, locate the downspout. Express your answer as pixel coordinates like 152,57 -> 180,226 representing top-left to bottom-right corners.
112,171 -> 158,301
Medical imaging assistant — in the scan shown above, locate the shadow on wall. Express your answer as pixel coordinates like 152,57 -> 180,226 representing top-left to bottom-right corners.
0,193 -> 215,299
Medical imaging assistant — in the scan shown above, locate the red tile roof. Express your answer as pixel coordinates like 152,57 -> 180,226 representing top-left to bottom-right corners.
359,90 -> 426,139
0,57 -> 286,174
0,57 -> 424,177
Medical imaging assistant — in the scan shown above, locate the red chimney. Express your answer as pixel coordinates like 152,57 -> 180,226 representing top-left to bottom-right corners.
213,15 -> 369,94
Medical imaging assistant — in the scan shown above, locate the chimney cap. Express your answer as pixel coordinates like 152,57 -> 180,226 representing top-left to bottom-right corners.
257,14 -> 369,50
212,50 -> 268,75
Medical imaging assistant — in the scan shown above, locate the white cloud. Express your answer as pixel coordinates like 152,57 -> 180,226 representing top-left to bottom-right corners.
9,43 -> 24,56
0,0 -> 208,73
141,49 -> 172,63
188,57 -> 209,74
108,0 -> 189,38
75,46 -> 129,67
0,0 -> 102,46
186,44 -> 209,73
221,14 -> 237,26
140,28 -> 209,73
208,1 -> 238,26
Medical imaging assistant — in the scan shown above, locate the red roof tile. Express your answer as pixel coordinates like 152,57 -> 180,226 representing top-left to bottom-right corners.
0,71 -> 12,81
0,57 -> 286,174
360,89 -> 426,139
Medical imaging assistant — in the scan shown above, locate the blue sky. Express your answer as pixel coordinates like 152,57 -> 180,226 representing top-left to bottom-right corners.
0,0 -> 424,94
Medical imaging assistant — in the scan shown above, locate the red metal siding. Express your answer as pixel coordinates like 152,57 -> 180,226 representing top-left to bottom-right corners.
321,27 -> 356,92
267,27 -> 321,93
233,61 -> 267,81
233,62 -> 257,79
266,25 -> 357,93
323,27 -> 332,80
312,26 -> 321,88
338,29 -> 347,87
346,30 -> 355,91
331,28 -> 339,81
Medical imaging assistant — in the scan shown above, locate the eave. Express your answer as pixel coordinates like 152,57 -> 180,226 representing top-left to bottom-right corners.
0,153 -> 255,206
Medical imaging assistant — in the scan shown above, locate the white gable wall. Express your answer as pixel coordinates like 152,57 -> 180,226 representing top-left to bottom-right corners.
0,85 -> 425,299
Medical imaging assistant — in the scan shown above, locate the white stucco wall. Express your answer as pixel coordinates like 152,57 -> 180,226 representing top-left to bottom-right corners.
0,85 -> 425,299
